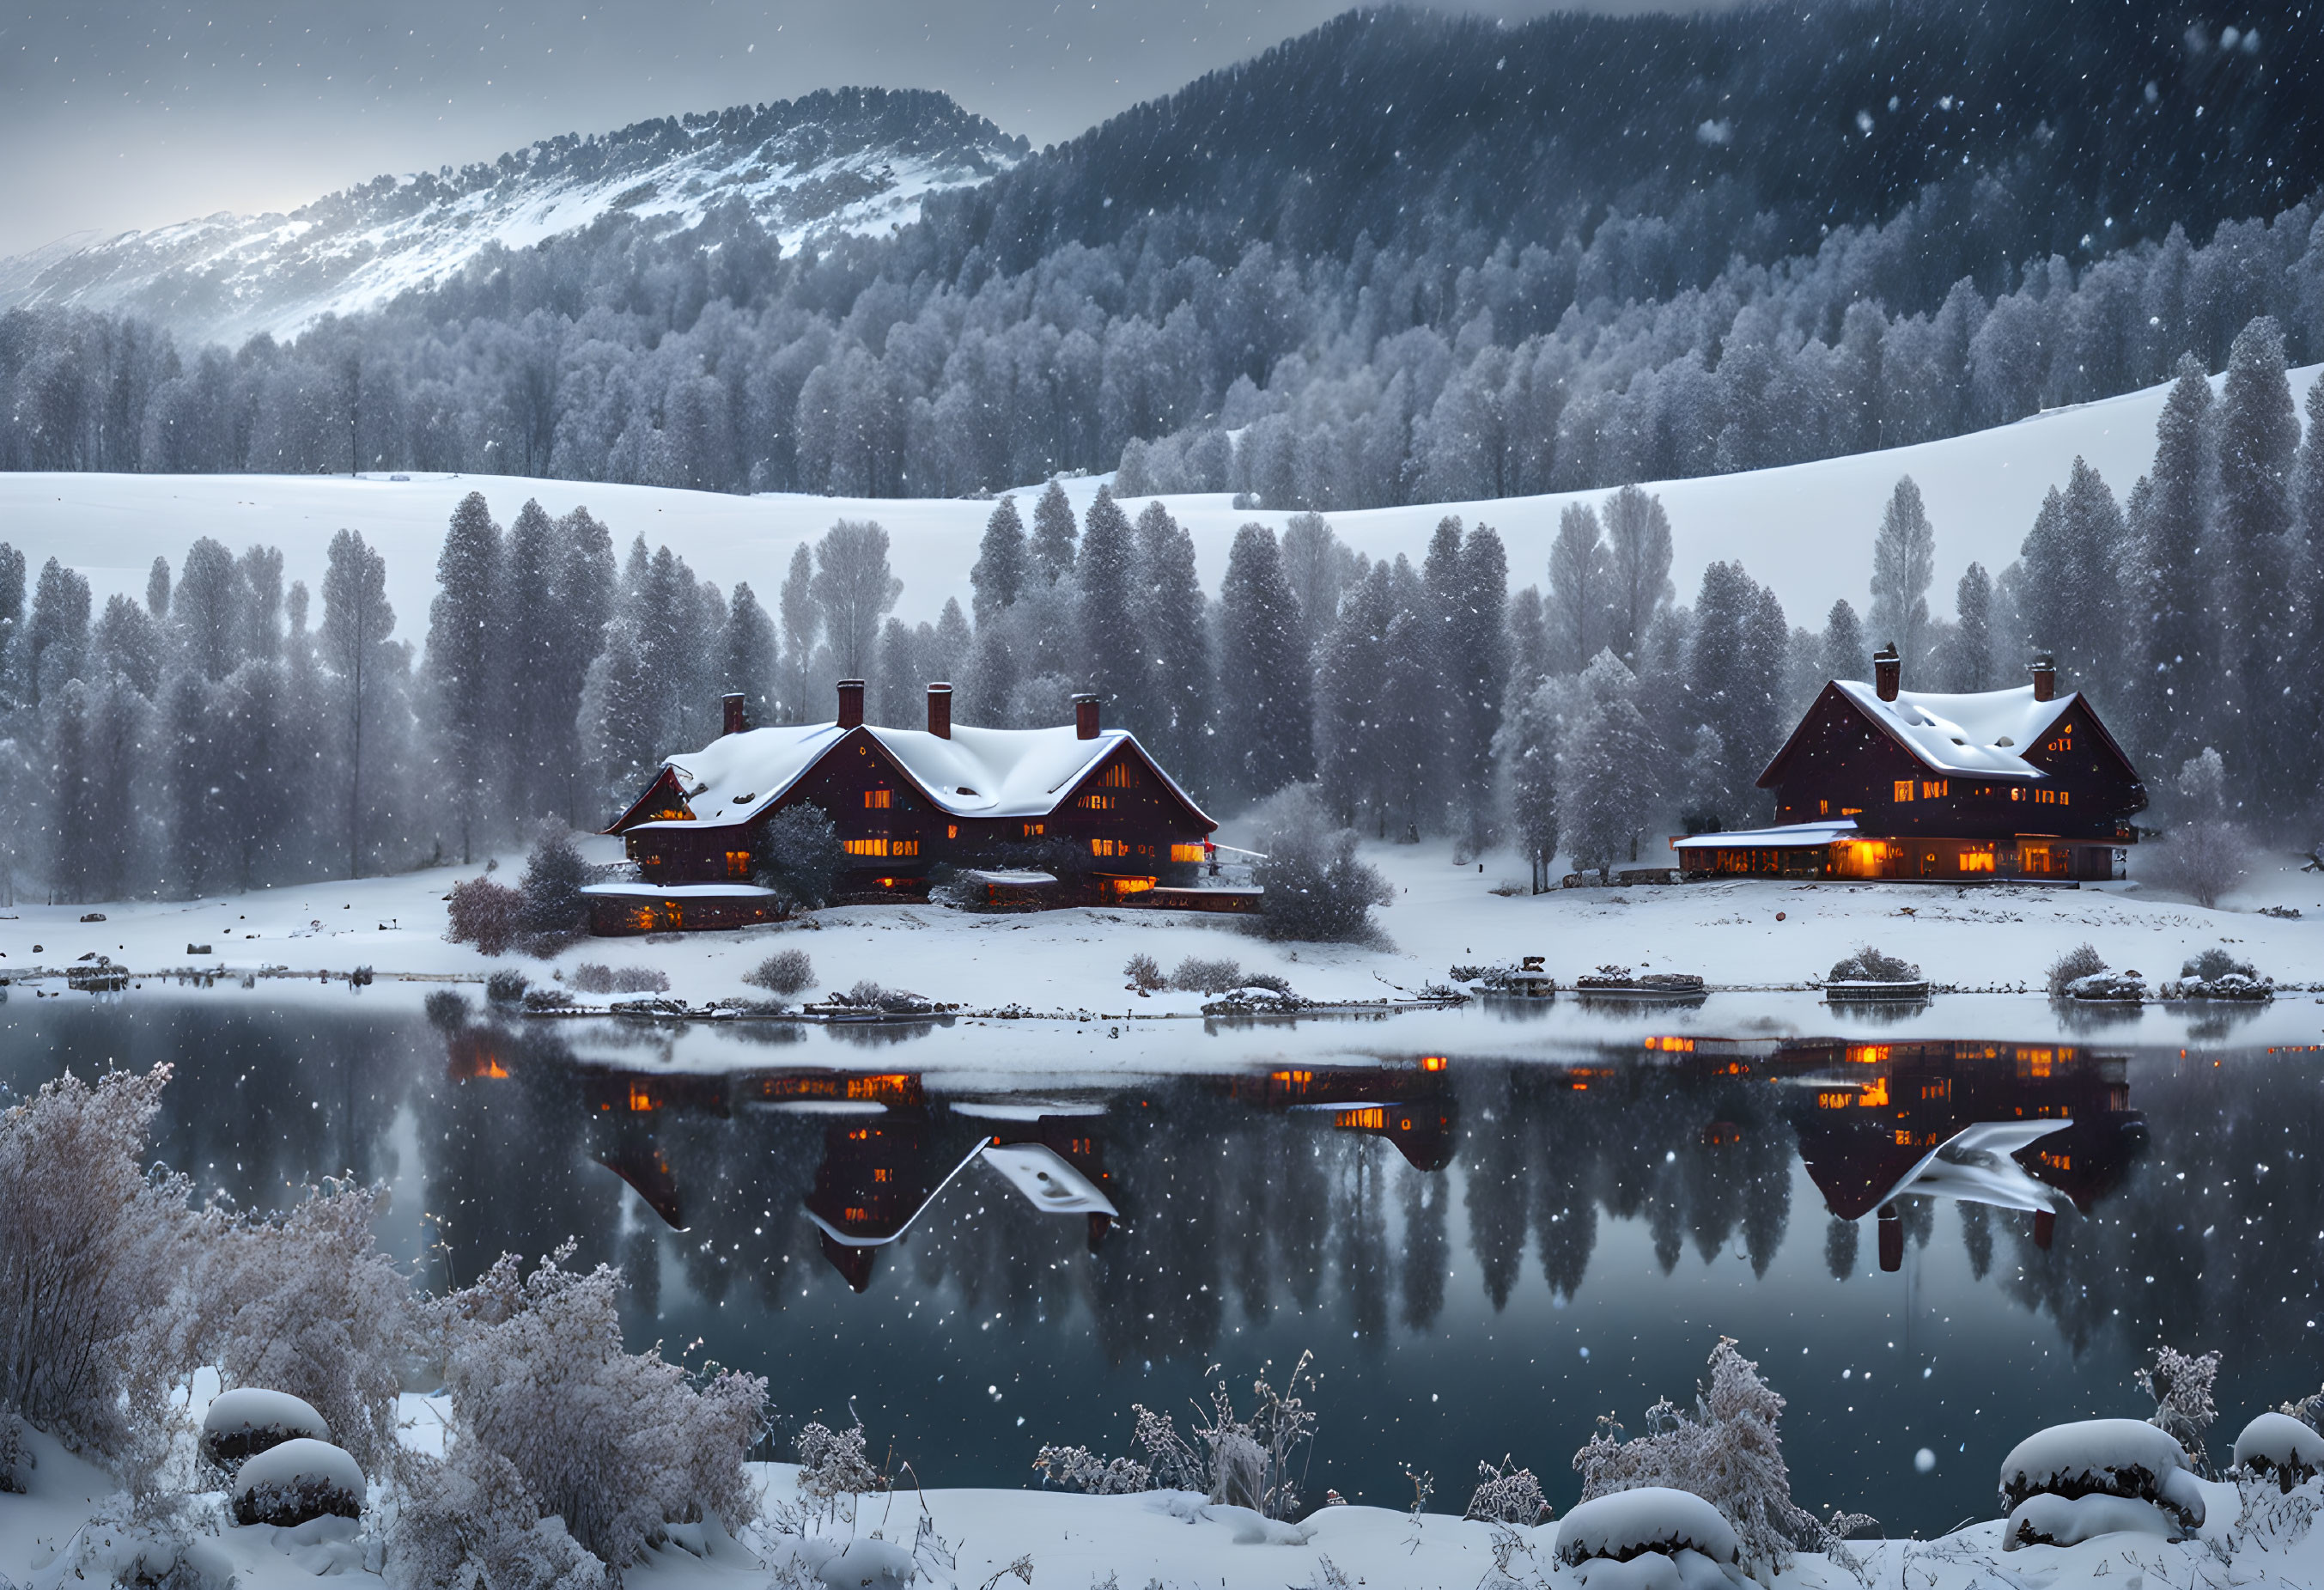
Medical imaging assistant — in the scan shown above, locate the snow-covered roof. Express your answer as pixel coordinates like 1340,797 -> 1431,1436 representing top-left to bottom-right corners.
1827,680 -> 2076,782
1672,819 -> 1859,850
624,720 -> 1212,832
577,882 -> 782,899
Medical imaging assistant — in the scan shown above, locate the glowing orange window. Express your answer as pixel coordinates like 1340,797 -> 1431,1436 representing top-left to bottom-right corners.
1893,780 -> 1914,801
865,789 -> 891,808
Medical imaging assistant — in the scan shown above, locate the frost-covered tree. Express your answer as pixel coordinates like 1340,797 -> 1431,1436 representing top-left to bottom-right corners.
1867,475 -> 1935,672
1077,487 -> 1148,722
1496,673 -> 1565,891
1279,511 -> 1358,660
2019,458 -> 2126,692
1602,484 -> 1675,666
776,540 -> 820,718
1317,560 -> 1394,825
1507,585 -> 1551,691
2151,746 -> 2248,908
1029,480 -> 1079,583
176,536 -> 246,683
1250,786 -> 1391,942
429,493 -> 502,863
1819,598 -> 1864,685
1558,650 -> 1659,880
24,557 -> 91,709
1686,562 -> 1785,827
144,555 -> 171,620
1216,523 -> 1313,803
431,1247 -> 765,1572
319,529 -> 396,878
720,582 -> 778,728
2137,356 -> 2217,769
752,802 -> 844,910
1445,524 -> 1510,844
2214,316 -> 2298,809
970,495 -> 1027,624
810,520 -> 902,679
1938,563 -> 1993,691
1547,503 -> 1610,675
1135,500 -> 1210,785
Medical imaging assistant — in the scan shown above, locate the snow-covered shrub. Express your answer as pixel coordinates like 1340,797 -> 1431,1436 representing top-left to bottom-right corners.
794,1417 -> 884,1501
2173,947 -> 2272,998
1998,1418 -> 2205,1548
2136,1344 -> 2220,1475
517,828 -> 591,942
1251,792 -> 1393,944
2282,1384 -> 2324,1434
432,1246 -> 766,1570
2045,943 -> 2106,995
1035,1356 -> 1317,1520
231,1436 -> 364,1526
199,1387 -> 329,1476
523,988 -> 575,1011
1031,1443 -> 1153,1496
753,804 -> 844,910
1554,1487 -> 1744,1587
1122,953 -> 1165,992
743,949 -> 815,996
198,1179 -> 412,1471
0,1066 -> 195,1463
1827,945 -> 1919,983
1169,955 -> 1244,994
387,1442 -> 606,1590
837,980 -> 937,1014
610,966 -> 668,994
2149,748 -> 2249,908
1572,1337 -> 1816,1575
2065,969 -> 2146,1002
486,969 -> 529,1004
447,878 -> 525,956
1465,1456 -> 1551,1525
569,963 -> 615,995
2232,1412 -> 2324,1492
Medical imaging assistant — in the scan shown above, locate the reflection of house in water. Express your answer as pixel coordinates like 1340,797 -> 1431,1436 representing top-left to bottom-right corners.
1781,1041 -> 2143,1270
1221,1058 -> 1457,1171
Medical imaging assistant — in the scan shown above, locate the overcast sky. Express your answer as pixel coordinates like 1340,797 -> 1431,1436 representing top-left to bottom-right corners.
0,0 -> 1705,260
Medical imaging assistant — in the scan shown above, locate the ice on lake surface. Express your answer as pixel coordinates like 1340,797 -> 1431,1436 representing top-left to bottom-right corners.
4,990 -> 2318,1536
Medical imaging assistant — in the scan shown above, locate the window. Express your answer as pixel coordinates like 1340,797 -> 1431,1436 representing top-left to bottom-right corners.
1921,780 -> 1949,799
873,1167 -> 891,1184
726,850 -> 751,880
891,838 -> 920,857
1171,843 -> 1205,863
1090,838 -> 1127,857
1080,794 -> 1114,810
1959,846 -> 1995,874
1893,780 -> 1915,801
946,824 -> 958,839
1818,799 -> 1829,815
1021,822 -> 1043,838
843,838 -> 891,857
864,789 -> 891,808
1101,763 -> 1134,789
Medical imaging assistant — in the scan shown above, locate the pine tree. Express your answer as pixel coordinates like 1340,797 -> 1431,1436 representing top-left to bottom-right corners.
428,492 -> 502,863
25,558 -> 91,709
2021,458 -> 2126,693
1867,476 -> 1936,672
929,599 -> 973,688
777,541 -> 819,717
0,543 -> 23,707
239,545 -> 283,662
1280,512 -> 1357,660
2293,374 -> 2324,807
501,499 -> 562,819
1378,555 -> 1441,836
319,529 -> 395,879
1498,675 -> 1564,891
165,670 -> 224,894
1942,564 -> 1993,691
1558,651 -> 1660,881
2138,354 -> 2217,769
546,509 -> 614,824
93,595 -> 163,698
1820,599 -> 1865,684
1448,525 -> 1510,844
872,616 -> 921,726
1077,487 -> 1148,722
145,557 -> 171,619
1317,561 -> 1394,826
1547,503 -> 1609,674
1216,523 -> 1314,803
1506,586 -> 1551,691
1135,499 -> 1210,784
2214,316 -> 2299,808
176,537 -> 246,682
1030,480 -> 1079,583
1688,562 -> 1785,825
970,496 -> 1027,623
1601,485 -> 1674,665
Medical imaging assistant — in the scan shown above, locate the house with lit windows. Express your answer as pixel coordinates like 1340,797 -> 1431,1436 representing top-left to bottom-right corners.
586,679 -> 1217,932
1674,649 -> 2147,883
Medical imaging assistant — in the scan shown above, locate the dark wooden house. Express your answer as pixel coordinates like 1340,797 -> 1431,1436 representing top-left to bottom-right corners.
587,679 -> 1216,932
1676,651 -> 2146,882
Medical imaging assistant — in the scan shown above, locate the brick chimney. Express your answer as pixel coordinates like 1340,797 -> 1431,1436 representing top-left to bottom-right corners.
1872,643 -> 1901,702
837,679 -> 866,729
721,692 -> 746,737
926,681 -> 952,739
2029,655 -> 2056,703
1073,692 -> 1101,740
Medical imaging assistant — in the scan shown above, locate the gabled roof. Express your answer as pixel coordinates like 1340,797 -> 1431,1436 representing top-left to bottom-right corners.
1761,680 -> 2078,788
1672,819 -> 1859,850
617,719 -> 1215,833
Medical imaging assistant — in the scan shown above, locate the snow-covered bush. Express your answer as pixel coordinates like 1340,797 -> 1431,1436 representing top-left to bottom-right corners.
2232,1412 -> 2324,1493
836,980 -> 938,1015
1572,1337 -> 1816,1575
795,1416 -> 884,1502
198,1178 -> 412,1471
231,1436 -> 364,1526
753,804 -> 844,910
199,1387 -> 328,1475
431,1246 -> 767,1570
1033,1355 -> 1317,1520
1465,1456 -> 1551,1525
2065,969 -> 2147,1002
0,1409 -> 29,1493
2136,1344 -> 2220,1475
1827,945 -> 1919,983
1997,1418 -> 2205,1549
0,1065 -> 195,1463
387,1442 -> 606,1590
2148,748 -> 2249,908
2172,947 -> 2272,999
743,949 -> 815,996
1251,792 -> 1393,944
1555,1487 -> 1743,1587
486,969 -> 530,1004
1122,953 -> 1165,992
447,878 -> 525,956
517,828 -> 591,942
2045,943 -> 2106,995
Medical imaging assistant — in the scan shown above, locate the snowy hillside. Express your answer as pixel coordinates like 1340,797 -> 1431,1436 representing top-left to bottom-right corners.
0,89 -> 1024,345
3,360 -> 2315,651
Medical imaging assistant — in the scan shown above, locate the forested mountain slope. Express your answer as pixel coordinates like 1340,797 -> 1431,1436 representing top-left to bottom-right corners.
5,3 -> 2322,508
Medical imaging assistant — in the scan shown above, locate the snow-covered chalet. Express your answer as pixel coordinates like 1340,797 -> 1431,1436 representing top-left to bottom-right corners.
587,680 -> 1217,933
1675,649 -> 2146,883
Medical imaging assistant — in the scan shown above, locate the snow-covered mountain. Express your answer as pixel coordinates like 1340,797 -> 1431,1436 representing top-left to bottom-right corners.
0,88 -> 1025,347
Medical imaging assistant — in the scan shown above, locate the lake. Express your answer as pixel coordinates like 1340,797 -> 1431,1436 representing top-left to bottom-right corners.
3,986 -> 2317,1536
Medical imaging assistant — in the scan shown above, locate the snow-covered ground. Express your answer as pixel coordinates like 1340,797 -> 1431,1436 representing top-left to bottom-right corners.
4,361 -> 2316,659
8,833 -> 2318,1052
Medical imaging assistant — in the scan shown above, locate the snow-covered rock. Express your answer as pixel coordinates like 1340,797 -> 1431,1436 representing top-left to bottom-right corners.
200,1386 -> 330,1472
1554,1488 -> 1743,1587
1201,986 -> 1309,1016
231,1436 -> 365,1526
2063,970 -> 2148,1002
1997,1418 -> 2204,1549
2233,1411 -> 2324,1490
2005,1491 -> 2182,1549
